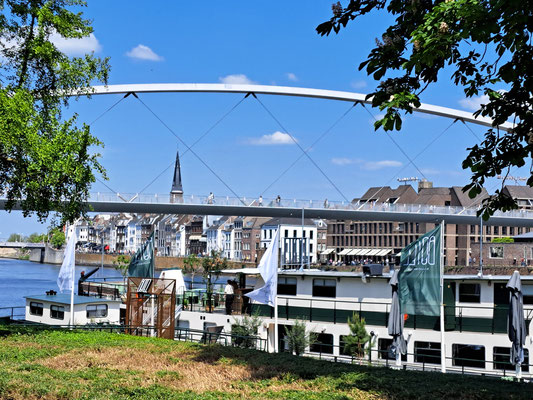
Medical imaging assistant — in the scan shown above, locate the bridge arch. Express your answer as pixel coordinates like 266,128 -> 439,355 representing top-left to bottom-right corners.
81,83 -> 512,131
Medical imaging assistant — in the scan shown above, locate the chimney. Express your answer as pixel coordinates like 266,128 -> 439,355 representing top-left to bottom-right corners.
418,179 -> 433,191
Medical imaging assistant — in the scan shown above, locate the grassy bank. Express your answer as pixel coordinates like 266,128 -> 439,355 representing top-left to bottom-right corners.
0,329 -> 531,399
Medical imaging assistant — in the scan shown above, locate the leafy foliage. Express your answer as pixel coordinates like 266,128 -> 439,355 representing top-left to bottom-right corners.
284,319 -> 316,356
317,1 -> 533,218
201,250 -> 228,310
113,254 -> 131,277
27,232 -> 46,243
231,314 -> 261,349
182,254 -> 201,289
343,313 -> 371,357
6,233 -> 25,242
491,236 -> 514,243
0,0 -> 110,223
49,226 -> 65,248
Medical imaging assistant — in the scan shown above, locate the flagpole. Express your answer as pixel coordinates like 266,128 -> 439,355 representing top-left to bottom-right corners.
439,220 -> 446,373
69,226 -> 75,327
151,233 -> 155,337
274,295 -> 279,353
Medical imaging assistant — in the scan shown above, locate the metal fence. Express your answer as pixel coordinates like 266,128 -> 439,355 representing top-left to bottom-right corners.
0,306 -> 25,321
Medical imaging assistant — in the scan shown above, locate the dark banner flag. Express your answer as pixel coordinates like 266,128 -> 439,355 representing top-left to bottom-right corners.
398,224 -> 442,316
128,232 -> 154,278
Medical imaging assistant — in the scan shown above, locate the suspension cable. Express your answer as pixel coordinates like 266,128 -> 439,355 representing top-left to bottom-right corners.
134,94 -> 246,204
259,103 -> 356,197
135,95 -> 247,195
360,103 -> 428,181
251,94 -> 352,204
89,94 -> 131,196
356,116 -> 458,210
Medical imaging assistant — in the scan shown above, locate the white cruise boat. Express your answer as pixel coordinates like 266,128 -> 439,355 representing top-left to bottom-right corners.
173,266 -> 532,378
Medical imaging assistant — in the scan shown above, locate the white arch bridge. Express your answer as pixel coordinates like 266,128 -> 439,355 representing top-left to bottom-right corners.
1,193 -> 532,227
2,83 -> 522,225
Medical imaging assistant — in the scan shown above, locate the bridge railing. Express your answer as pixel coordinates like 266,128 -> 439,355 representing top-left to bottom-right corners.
87,192 -> 533,219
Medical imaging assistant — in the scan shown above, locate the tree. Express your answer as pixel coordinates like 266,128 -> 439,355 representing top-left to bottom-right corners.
284,319 -> 316,356
0,0 -> 110,223
7,233 -> 25,242
182,254 -> 201,290
342,313 -> 371,358
27,232 -> 46,243
113,254 -> 131,278
200,250 -> 227,311
317,1 -> 533,218
49,227 -> 65,249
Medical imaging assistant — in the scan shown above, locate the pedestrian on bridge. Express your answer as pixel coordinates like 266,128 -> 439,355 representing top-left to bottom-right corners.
275,195 -> 281,207
324,198 -> 329,208
207,192 -> 215,204
258,195 -> 263,206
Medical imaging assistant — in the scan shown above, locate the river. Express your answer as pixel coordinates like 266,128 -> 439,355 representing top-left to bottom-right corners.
0,258 -> 121,309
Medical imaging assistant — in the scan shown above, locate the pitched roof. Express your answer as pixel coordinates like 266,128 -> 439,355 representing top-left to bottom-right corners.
503,185 -> 533,199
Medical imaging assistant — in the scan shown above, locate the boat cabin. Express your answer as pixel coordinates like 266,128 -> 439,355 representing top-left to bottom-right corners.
24,294 -> 121,325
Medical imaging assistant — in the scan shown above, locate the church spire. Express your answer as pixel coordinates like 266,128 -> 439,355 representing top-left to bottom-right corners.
170,149 -> 183,202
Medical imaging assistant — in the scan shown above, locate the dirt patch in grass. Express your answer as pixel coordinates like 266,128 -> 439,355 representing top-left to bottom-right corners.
38,346 -> 259,392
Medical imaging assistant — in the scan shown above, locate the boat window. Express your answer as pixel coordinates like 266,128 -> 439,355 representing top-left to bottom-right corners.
278,277 -> 297,296
312,279 -> 336,298
452,344 -> 485,369
414,341 -> 441,365
50,305 -> 65,320
86,304 -> 108,318
29,302 -> 43,316
377,338 -> 406,361
310,333 -> 333,354
458,283 -> 480,303
493,347 -> 529,372
489,246 -> 504,259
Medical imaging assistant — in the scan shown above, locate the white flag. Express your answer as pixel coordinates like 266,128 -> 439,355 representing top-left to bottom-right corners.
246,229 -> 279,307
57,230 -> 77,293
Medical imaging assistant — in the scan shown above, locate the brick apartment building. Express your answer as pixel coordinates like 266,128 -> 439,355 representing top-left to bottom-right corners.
326,182 -> 532,266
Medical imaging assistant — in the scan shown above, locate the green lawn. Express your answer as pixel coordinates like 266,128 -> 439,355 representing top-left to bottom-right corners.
0,328 -> 531,399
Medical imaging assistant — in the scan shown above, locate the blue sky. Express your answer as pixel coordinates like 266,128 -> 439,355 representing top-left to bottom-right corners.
0,1 -> 522,236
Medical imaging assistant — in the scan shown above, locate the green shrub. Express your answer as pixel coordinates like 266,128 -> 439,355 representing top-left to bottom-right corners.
285,319 -> 316,356
231,314 -> 261,349
343,313 -> 371,357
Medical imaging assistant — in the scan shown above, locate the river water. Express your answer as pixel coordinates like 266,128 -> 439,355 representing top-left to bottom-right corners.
0,258 -> 121,309
0,258 -> 255,310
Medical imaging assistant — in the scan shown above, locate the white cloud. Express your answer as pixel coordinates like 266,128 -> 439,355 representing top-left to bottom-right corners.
331,157 -> 401,170
362,160 -> 403,170
331,158 -> 359,166
459,94 -> 489,111
126,44 -> 163,61
286,72 -> 298,82
219,74 -> 256,85
50,33 -> 102,56
248,131 -> 296,145
350,80 -> 367,90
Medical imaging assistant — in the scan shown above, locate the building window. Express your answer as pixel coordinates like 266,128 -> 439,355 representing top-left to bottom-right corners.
378,338 -> 406,361
50,305 -> 65,320
452,344 -> 485,369
310,231 -> 314,239
293,230 -> 297,238
310,333 -> 333,354
459,283 -> 481,303
312,279 -> 336,298
489,246 -> 504,259
29,302 -> 43,316
414,341 -> 441,364
86,304 -> 108,318
493,347 -> 529,372
278,277 -> 297,296
284,229 -> 288,237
